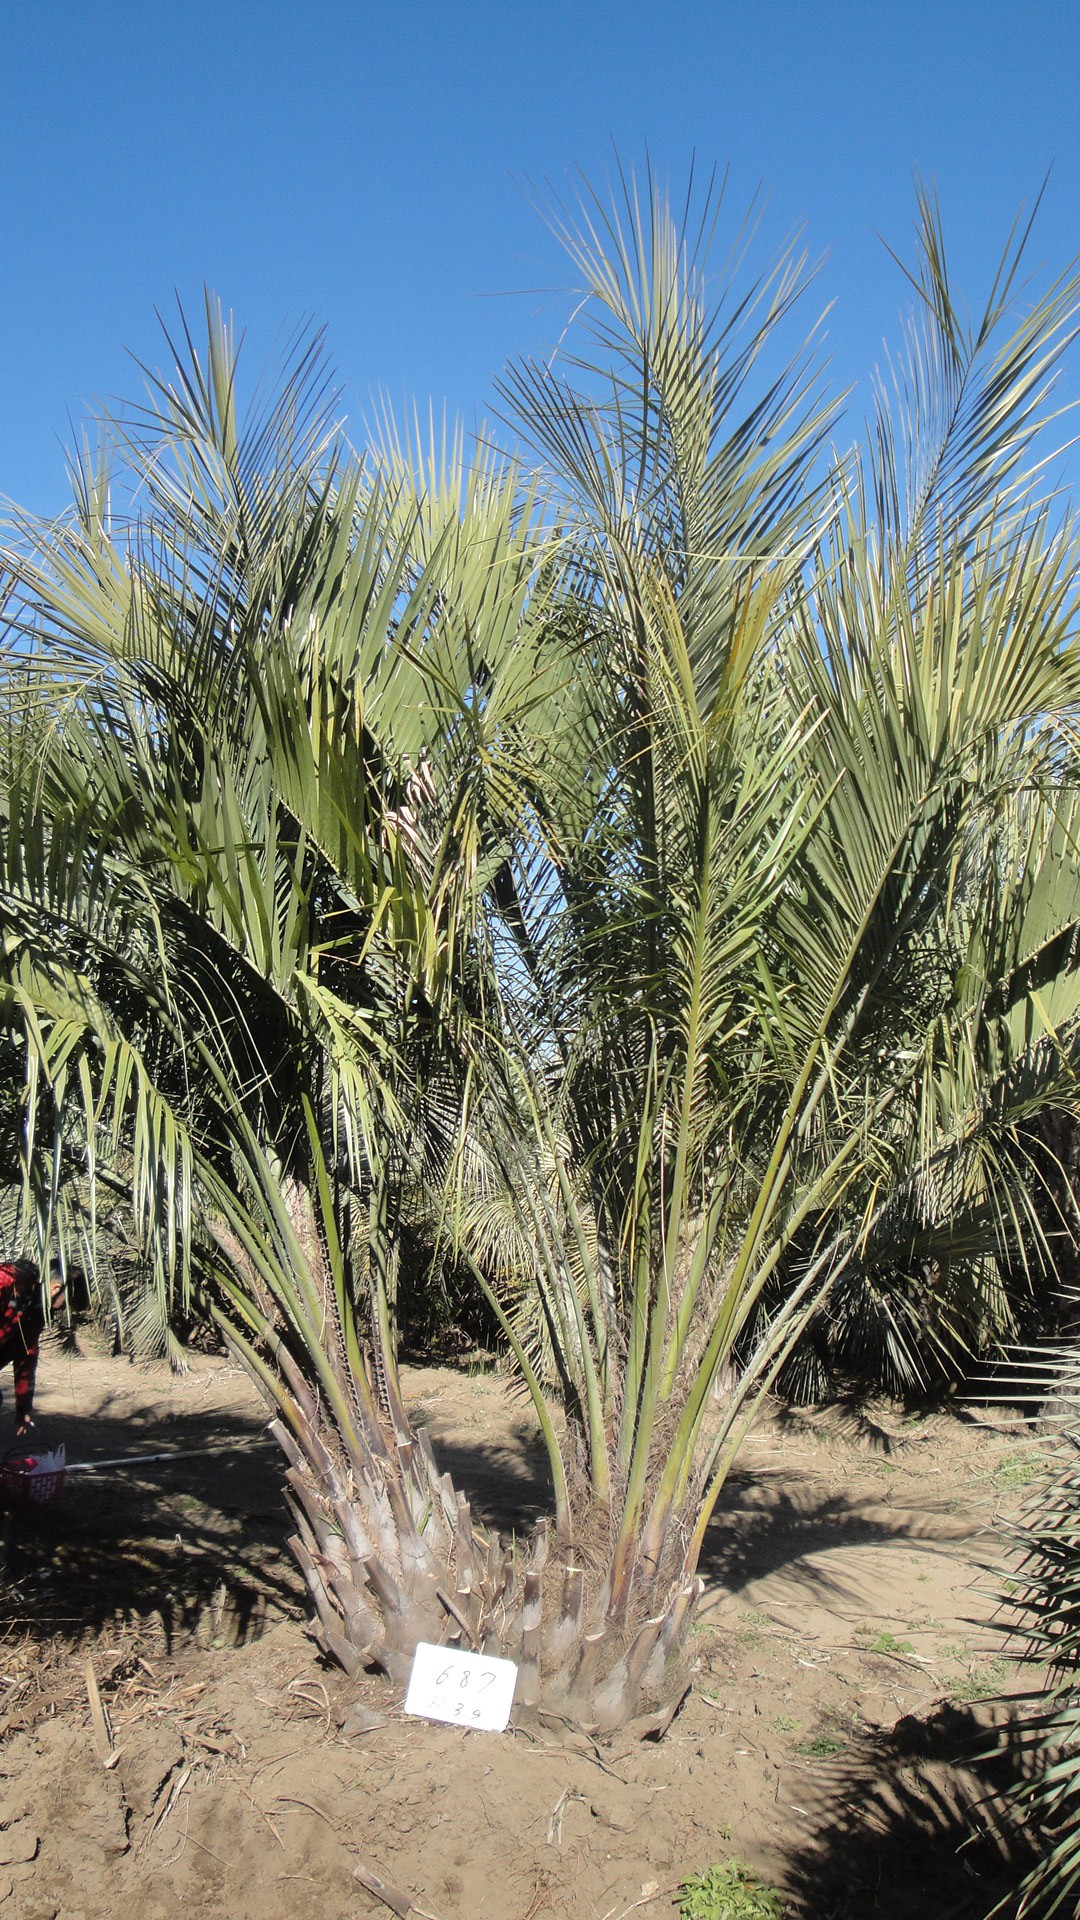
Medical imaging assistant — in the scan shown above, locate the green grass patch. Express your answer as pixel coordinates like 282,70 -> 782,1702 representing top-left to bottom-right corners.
995,1452 -> 1049,1490
793,1730 -> 847,1757
857,1628 -> 915,1656
948,1657 -> 1010,1702
677,1861 -> 785,1918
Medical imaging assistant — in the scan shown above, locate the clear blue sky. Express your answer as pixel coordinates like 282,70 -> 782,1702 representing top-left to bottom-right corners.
4,1 -> 1080,515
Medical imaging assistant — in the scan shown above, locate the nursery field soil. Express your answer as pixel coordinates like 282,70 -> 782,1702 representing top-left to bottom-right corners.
0,1340 -> 1049,1920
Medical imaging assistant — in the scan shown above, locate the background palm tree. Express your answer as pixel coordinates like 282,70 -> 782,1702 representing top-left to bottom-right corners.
3,176 -> 1080,1735
0,299 -> 564,1683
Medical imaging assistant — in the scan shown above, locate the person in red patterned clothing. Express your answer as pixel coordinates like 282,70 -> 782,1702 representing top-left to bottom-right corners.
0,1259 -> 64,1437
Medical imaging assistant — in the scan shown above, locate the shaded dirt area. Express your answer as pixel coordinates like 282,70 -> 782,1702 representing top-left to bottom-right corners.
0,1340 -> 1048,1919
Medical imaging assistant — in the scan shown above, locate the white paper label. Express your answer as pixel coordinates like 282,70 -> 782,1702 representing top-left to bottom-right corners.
403,1642 -> 518,1732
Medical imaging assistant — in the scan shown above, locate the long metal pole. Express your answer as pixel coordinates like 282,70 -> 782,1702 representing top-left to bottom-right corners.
62,1438 -> 275,1473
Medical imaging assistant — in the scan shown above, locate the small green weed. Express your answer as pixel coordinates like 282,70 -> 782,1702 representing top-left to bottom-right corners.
995,1453 -> 1048,1490
677,1860 -> 785,1919
463,1349 -> 498,1377
857,1629 -> 915,1656
949,1657 -> 1009,1702
793,1730 -> 846,1757
736,1609 -> 772,1643
772,1714 -> 801,1733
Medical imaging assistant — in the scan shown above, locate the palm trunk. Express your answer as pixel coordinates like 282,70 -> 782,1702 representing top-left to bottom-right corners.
214,1258 -> 701,1729
274,1387 -> 702,1733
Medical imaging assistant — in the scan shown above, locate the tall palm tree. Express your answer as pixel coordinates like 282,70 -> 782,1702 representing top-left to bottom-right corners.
436,176 -> 1080,1724
2,179 -> 1080,1736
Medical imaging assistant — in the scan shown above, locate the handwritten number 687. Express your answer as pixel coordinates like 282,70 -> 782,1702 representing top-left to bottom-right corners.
434,1664 -> 497,1693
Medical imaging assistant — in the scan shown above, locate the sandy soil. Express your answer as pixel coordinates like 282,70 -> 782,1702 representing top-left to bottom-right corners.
0,1339 -> 1047,1920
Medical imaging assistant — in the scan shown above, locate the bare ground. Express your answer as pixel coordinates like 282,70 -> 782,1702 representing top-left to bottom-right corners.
0,1339 -> 1048,1920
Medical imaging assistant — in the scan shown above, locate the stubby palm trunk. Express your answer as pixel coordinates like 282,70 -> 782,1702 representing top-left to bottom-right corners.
216,1186 -> 702,1735
276,1391 -> 701,1735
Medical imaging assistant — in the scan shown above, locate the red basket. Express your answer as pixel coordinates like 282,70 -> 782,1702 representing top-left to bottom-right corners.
0,1450 -> 65,1510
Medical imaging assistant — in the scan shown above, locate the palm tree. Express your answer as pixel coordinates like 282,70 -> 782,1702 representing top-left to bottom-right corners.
3,178 -> 1080,1735
420,177 -> 1080,1727
0,300 -> 563,1683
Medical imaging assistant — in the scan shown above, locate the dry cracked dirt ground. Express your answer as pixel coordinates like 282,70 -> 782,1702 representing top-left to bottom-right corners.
0,1337 -> 1049,1920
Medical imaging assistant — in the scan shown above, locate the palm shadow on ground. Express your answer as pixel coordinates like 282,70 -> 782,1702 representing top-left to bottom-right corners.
699,1465 -> 975,1595
0,1387 -> 562,1652
2,1384 -> 979,1652
781,1700 -> 1039,1920
1,1396 -> 299,1651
